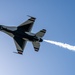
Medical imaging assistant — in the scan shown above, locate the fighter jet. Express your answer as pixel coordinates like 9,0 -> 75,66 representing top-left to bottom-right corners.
0,16 -> 46,54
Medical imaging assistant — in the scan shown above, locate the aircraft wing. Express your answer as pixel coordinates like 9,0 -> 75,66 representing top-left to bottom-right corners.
13,36 -> 27,54
17,17 -> 36,32
32,42 -> 40,52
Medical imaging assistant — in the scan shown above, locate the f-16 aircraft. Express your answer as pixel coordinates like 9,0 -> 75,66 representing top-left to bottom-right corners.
0,16 -> 46,54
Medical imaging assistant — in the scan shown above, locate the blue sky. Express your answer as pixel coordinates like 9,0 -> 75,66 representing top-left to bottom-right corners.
0,0 -> 75,75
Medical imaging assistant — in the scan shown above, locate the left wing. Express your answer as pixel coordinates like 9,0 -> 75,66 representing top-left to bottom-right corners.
13,36 -> 27,54
32,42 -> 40,52
17,17 -> 36,32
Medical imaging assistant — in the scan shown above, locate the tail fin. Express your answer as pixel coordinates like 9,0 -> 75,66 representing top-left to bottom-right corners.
36,29 -> 46,37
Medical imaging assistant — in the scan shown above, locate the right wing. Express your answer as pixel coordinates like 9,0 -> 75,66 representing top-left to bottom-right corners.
32,42 -> 40,52
13,36 -> 27,54
17,17 -> 36,32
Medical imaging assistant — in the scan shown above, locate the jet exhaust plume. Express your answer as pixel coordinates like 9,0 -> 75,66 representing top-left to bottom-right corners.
44,39 -> 75,51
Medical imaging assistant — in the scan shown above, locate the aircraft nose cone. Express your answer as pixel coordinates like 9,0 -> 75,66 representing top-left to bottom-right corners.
0,25 -> 3,30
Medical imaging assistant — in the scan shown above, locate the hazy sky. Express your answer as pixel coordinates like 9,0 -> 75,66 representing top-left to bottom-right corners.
0,0 -> 75,75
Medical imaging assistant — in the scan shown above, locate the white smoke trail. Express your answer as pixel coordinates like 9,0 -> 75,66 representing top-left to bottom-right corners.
44,39 -> 75,51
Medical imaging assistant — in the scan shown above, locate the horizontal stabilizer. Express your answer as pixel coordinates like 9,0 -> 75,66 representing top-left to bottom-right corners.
32,42 -> 40,52
36,29 -> 46,37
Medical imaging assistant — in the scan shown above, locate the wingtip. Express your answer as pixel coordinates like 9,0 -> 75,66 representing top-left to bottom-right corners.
27,15 -> 36,19
13,52 -> 23,55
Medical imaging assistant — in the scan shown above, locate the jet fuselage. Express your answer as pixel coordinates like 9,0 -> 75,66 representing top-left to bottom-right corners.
0,25 -> 43,42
